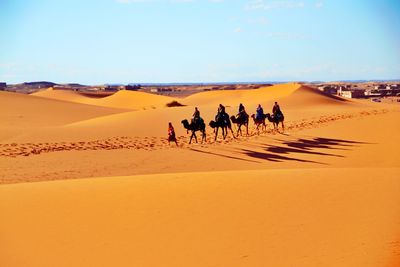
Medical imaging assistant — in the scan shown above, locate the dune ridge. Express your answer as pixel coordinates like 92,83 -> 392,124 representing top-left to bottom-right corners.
33,87 -> 178,110
32,87 -> 96,105
0,90 -> 126,141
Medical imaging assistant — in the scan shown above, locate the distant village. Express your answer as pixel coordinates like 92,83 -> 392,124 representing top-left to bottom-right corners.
1,81 -> 400,100
313,82 -> 400,99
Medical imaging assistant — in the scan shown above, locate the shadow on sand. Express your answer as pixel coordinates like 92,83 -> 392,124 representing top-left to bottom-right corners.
241,137 -> 369,164
189,148 -> 259,163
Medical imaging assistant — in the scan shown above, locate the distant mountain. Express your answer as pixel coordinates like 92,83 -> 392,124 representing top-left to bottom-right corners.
65,83 -> 86,87
23,81 -> 58,88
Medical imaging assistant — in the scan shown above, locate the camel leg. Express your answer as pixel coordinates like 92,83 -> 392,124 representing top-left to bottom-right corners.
246,123 -> 249,136
230,127 -> 235,139
189,132 -> 193,144
194,132 -> 198,143
201,131 -> 206,143
215,127 -> 218,141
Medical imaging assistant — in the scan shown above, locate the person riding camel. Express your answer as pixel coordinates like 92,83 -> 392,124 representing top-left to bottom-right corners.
272,102 -> 283,120
256,104 -> 264,120
216,104 -> 226,122
192,107 -> 200,125
237,103 -> 247,119
218,104 -> 225,114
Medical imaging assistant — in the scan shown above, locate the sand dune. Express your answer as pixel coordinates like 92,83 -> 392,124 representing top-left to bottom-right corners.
34,88 -> 177,110
182,83 -> 301,106
93,90 -> 177,110
1,83 -> 400,267
3,83 -> 372,144
0,91 -> 126,141
32,87 -> 96,105
1,168 -> 399,267
182,83 -> 350,108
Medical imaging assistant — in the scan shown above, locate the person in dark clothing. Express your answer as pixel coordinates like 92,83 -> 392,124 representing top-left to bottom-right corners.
272,102 -> 283,119
256,104 -> 264,120
192,107 -> 200,125
216,104 -> 226,122
218,104 -> 225,114
193,107 -> 200,119
237,103 -> 246,119
168,122 -> 178,146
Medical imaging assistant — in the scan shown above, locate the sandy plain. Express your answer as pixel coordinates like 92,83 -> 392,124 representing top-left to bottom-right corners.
0,83 -> 399,266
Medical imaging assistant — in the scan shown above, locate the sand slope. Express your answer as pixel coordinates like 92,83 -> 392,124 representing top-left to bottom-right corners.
1,168 -> 399,267
3,83 -> 365,143
93,90 -> 177,110
32,87 -> 96,105
0,91 -> 126,141
1,84 -> 400,267
33,88 -> 177,110
182,83 -> 350,108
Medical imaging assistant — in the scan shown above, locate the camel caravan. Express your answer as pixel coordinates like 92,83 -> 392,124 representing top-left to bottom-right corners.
179,102 -> 285,144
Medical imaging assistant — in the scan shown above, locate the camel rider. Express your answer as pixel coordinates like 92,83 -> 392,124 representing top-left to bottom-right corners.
218,104 -> 225,114
192,107 -> 201,125
272,102 -> 283,120
237,103 -> 246,119
216,104 -> 226,122
256,104 -> 264,120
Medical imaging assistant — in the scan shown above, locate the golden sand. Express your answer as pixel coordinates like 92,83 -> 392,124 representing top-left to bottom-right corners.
1,83 -> 399,266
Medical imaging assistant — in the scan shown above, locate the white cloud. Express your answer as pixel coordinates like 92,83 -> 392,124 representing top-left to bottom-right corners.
315,1 -> 323,8
245,0 -> 305,11
234,27 -> 243,33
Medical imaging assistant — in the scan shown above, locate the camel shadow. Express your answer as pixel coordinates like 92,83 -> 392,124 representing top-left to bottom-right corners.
189,148 -> 259,163
281,137 -> 369,151
241,137 -> 368,164
242,149 -> 325,164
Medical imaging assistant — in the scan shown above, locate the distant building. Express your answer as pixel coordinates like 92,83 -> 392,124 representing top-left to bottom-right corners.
365,90 -> 382,97
125,85 -> 140,91
104,85 -> 122,92
0,82 -> 6,91
318,85 -> 339,95
374,84 -> 386,90
340,90 -> 365,98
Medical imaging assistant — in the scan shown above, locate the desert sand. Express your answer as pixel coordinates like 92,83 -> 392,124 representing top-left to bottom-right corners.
1,83 -> 399,266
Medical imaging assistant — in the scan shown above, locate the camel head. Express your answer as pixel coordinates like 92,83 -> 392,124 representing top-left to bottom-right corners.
181,119 -> 190,129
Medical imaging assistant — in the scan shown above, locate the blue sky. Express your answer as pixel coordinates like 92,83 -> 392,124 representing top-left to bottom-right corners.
0,0 -> 399,84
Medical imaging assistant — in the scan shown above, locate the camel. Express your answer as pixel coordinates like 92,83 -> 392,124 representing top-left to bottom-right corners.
266,113 -> 285,132
251,114 -> 267,133
230,113 -> 249,136
209,113 -> 235,141
181,119 -> 206,144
